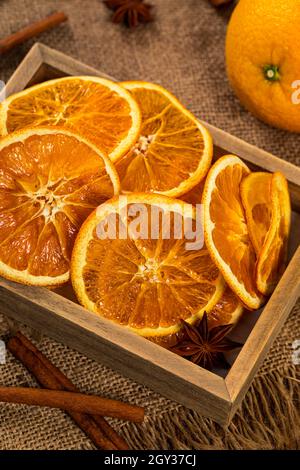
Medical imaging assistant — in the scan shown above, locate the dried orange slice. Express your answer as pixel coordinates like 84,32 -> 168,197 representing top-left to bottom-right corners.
256,173 -> 291,295
116,81 -> 213,197
0,76 -> 141,162
0,127 -> 119,286
203,155 -> 263,310
207,286 -> 244,329
71,194 -> 225,337
240,172 -> 273,256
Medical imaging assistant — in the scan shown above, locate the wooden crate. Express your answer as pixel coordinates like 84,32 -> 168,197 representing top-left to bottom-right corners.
1,43 -> 299,425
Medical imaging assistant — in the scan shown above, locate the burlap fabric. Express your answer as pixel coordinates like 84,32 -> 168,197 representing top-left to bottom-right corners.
0,0 -> 299,450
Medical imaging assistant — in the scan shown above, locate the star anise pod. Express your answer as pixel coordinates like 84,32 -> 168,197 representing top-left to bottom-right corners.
104,0 -> 153,28
171,312 -> 242,371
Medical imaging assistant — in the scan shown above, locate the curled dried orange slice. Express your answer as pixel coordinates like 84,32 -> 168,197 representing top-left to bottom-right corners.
240,172 -> 273,256
241,172 -> 291,295
116,81 -> 213,197
71,194 -> 225,337
0,127 -> 119,286
0,76 -> 141,162
203,155 -> 263,310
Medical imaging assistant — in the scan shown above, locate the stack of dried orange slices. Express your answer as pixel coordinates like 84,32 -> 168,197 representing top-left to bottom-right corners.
0,77 -> 291,342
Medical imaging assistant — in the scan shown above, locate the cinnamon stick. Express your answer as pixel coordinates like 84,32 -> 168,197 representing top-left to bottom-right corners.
0,11 -> 68,55
0,386 -> 144,422
16,334 -> 128,449
8,334 -> 129,450
8,337 -> 118,450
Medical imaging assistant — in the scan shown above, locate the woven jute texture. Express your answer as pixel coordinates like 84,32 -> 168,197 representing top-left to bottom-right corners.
0,0 -> 299,450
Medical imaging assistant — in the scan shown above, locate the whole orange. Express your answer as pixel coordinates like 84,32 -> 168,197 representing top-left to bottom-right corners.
226,0 -> 300,132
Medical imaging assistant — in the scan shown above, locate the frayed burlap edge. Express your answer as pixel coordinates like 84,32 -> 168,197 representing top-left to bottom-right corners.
121,365 -> 300,450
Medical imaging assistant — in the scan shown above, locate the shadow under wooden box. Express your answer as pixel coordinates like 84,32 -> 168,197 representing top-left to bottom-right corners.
0,43 -> 299,425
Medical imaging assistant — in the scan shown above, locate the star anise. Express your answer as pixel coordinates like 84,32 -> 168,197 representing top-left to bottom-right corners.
104,0 -> 153,28
171,312 -> 242,371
